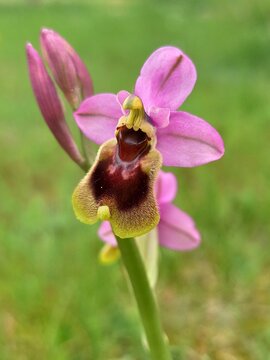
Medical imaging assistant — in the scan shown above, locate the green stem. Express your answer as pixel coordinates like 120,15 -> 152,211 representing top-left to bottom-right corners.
115,235 -> 172,360
79,130 -> 96,168
79,130 -> 90,168
78,158 -> 89,173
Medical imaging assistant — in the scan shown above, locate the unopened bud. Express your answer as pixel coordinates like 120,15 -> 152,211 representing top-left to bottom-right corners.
40,28 -> 93,109
26,43 -> 87,170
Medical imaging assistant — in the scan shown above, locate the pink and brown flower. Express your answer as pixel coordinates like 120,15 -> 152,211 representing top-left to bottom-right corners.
72,46 -> 225,239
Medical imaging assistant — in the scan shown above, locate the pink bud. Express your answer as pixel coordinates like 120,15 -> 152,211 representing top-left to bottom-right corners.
40,28 -> 94,109
26,43 -> 87,170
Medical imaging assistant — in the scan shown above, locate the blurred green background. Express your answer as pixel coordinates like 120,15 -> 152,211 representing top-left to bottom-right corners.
0,0 -> 270,359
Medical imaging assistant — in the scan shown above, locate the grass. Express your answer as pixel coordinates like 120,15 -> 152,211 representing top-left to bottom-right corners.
0,0 -> 270,358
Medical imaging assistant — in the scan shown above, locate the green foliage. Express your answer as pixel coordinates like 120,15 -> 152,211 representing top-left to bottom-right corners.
0,0 -> 269,358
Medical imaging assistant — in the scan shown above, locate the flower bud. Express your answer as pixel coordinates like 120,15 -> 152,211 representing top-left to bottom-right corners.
40,28 -> 93,109
26,43 -> 87,170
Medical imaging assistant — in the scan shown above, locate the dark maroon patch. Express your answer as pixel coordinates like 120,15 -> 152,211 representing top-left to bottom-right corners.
90,126 -> 153,211
90,154 -> 149,211
116,126 -> 150,162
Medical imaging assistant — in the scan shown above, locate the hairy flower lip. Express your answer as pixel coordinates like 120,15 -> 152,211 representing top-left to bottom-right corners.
72,139 -> 162,238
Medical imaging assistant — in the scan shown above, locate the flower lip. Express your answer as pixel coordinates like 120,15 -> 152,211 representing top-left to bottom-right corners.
72,138 -> 161,238
116,125 -> 151,163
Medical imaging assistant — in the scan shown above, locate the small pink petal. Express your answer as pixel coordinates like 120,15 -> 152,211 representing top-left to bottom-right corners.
157,111 -> 225,167
74,93 -> 121,144
155,170 -> 177,204
158,203 -> 201,251
135,46 -> 197,111
148,106 -> 170,128
98,221 -> 117,246
117,90 -> 131,114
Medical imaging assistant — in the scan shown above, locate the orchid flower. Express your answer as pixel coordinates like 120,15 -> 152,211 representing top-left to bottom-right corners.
26,32 -> 225,358
99,170 -> 200,251
74,46 -> 224,168
72,47 -> 224,240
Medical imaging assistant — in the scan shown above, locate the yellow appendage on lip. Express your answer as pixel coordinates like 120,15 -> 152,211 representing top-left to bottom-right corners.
97,205 -> 111,221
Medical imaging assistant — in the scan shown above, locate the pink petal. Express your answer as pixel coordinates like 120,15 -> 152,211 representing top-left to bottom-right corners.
158,203 -> 201,251
74,93 -> 121,144
148,106 -> 170,128
98,221 -> 117,246
155,170 -> 177,204
117,90 -> 131,114
135,46 -> 197,111
157,111 -> 225,167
